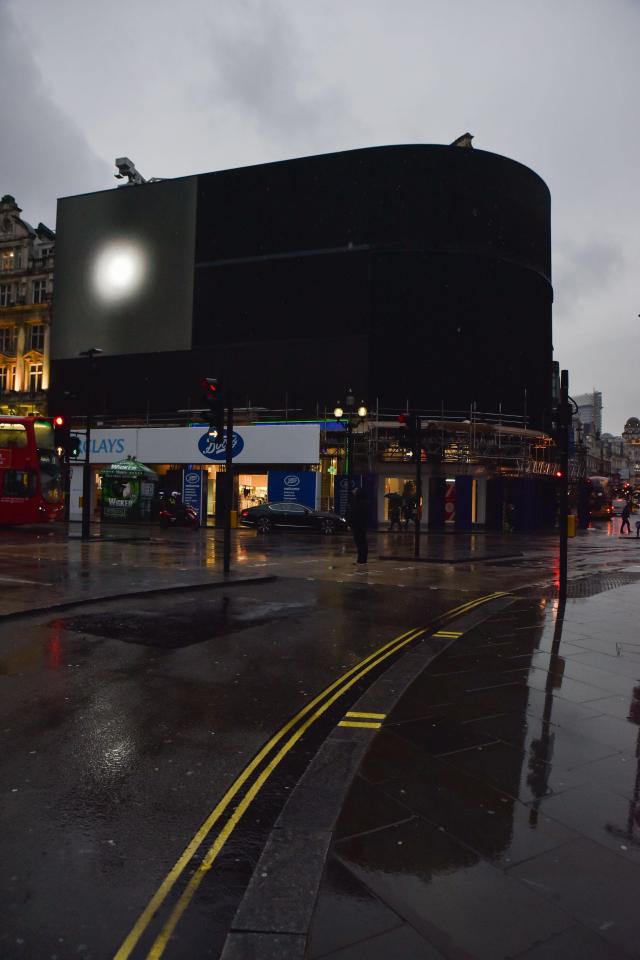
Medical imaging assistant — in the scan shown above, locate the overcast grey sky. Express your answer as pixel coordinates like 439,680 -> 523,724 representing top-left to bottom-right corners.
2,0 -> 638,432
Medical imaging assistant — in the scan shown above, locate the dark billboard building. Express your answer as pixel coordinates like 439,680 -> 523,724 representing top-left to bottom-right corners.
51,143 -> 552,429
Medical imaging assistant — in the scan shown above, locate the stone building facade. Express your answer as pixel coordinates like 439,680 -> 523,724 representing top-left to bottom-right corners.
0,195 -> 54,416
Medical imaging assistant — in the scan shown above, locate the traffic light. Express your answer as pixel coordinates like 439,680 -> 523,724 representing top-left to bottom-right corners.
67,435 -> 81,458
397,413 -> 420,452
52,415 -> 69,450
397,413 -> 408,448
201,377 -> 225,438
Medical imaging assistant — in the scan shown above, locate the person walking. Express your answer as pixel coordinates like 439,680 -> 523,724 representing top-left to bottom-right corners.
346,487 -> 369,564
389,501 -> 402,532
401,497 -> 414,531
621,500 -> 632,535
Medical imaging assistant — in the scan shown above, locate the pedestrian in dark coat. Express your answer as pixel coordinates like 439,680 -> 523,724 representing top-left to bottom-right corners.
346,487 -> 369,564
621,501 -> 632,535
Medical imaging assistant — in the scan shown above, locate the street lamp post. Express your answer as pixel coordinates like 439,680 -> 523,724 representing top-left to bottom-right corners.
334,389 -> 367,504
78,347 -> 103,540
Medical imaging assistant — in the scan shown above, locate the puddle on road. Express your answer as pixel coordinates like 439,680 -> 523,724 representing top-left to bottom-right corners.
56,596 -> 311,649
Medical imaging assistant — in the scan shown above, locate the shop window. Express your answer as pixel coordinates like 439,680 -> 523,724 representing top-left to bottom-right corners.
238,474 -> 268,511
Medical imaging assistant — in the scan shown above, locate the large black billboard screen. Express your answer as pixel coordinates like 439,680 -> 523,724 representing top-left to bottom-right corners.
52,177 -> 197,359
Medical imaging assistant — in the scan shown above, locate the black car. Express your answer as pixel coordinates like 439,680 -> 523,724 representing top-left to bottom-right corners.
239,501 -> 347,535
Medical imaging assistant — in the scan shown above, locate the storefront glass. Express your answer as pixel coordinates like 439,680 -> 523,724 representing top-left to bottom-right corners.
238,474 -> 268,511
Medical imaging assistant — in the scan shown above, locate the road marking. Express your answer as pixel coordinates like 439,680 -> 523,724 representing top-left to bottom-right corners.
114,590 -> 507,960
0,575 -> 53,585
345,710 -> 386,719
338,720 -> 383,729
433,630 -> 463,638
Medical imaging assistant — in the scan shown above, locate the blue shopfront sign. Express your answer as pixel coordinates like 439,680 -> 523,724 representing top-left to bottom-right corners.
333,476 -> 351,517
182,468 -> 203,520
268,471 -> 317,508
197,430 -> 245,461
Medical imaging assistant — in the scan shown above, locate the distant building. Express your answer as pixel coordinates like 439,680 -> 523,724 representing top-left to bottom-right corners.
574,390 -> 602,438
622,417 -> 640,482
0,195 -> 55,416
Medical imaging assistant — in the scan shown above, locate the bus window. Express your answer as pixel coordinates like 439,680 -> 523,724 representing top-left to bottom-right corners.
0,423 -> 28,448
40,463 -> 63,504
2,469 -> 37,498
34,420 -> 56,450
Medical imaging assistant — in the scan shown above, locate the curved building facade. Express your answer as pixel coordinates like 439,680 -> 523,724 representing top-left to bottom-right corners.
52,144 -> 552,428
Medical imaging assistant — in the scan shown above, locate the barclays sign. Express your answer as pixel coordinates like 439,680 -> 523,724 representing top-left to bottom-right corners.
197,430 -> 245,461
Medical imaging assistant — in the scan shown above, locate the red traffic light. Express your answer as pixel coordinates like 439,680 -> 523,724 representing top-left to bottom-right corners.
397,413 -> 407,425
555,470 -> 563,478
53,415 -> 65,427
201,378 -> 219,395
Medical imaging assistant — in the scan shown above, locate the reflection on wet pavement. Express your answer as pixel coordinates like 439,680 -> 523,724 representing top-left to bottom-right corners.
3,522 -> 640,958
309,587 -> 640,959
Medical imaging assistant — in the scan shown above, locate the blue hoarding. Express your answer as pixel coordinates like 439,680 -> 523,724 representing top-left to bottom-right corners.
268,471 -> 317,508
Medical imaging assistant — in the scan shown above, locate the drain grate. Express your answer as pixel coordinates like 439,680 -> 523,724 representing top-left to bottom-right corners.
566,572 -> 640,598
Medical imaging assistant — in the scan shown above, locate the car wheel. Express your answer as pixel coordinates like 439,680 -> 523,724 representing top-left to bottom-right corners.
256,518 -> 272,534
319,519 -> 335,535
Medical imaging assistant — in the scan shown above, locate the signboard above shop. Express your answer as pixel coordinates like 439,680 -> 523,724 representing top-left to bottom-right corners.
75,423 -> 320,465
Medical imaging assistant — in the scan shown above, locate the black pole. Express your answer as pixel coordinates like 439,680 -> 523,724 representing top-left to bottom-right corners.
346,422 -> 353,504
559,369 -> 569,604
223,388 -> 234,574
81,366 -> 93,541
414,414 -> 422,559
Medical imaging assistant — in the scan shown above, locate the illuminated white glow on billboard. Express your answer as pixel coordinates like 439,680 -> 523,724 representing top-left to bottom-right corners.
92,240 -> 148,302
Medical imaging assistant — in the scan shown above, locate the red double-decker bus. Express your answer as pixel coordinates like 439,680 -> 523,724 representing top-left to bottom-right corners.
0,416 -> 64,524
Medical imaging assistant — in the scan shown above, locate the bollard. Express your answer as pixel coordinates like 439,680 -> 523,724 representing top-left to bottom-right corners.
567,515 -> 577,538
230,509 -> 238,529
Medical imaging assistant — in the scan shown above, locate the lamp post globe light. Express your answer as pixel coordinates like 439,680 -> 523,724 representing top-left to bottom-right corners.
333,389 -> 368,502
78,347 -> 103,540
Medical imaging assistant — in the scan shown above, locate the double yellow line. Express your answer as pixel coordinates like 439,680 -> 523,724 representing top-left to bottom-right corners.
114,590 -> 507,960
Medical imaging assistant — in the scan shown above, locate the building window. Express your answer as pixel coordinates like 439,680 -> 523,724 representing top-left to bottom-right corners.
0,283 -> 11,307
0,327 -> 17,353
29,324 -> 45,351
28,362 -> 43,393
1,250 -> 17,271
33,279 -> 47,304
0,365 -> 15,391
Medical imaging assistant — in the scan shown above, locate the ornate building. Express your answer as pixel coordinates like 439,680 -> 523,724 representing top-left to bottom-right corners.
622,417 -> 640,482
0,195 -> 54,416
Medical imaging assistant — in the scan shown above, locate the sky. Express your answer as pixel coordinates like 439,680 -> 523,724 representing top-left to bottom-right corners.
1,0 -> 638,433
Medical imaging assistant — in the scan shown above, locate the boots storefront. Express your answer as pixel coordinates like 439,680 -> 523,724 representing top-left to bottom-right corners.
67,423 -> 321,525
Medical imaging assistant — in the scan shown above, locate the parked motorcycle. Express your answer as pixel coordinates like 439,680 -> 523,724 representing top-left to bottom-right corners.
158,504 -> 199,529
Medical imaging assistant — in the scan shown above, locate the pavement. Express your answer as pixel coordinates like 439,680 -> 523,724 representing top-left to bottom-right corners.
303,579 -> 640,958
3,520 -> 640,959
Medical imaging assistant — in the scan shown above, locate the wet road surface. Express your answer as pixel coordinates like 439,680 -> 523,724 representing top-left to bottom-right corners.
1,521 -> 640,958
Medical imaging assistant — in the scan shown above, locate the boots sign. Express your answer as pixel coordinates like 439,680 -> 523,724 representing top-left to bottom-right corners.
76,424 -> 320,465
